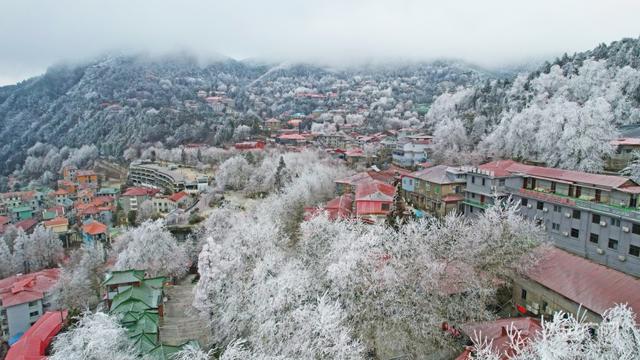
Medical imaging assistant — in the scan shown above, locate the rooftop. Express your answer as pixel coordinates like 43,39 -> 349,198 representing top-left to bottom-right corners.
0,269 -> 60,308
5,310 -> 68,360
82,220 -> 107,236
524,247 -> 640,316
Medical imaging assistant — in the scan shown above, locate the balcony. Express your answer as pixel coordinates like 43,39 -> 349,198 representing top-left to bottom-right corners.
463,199 -> 489,209
508,186 -> 640,220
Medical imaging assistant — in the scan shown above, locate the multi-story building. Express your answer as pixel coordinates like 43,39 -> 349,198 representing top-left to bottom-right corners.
463,160 -> 640,276
129,161 -> 210,194
119,187 -> 161,215
606,137 -> 640,172
391,135 -> 431,168
401,165 -> 466,218
0,269 -> 60,339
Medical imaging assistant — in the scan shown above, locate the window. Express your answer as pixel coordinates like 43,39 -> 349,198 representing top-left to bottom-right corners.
608,239 -> 619,250
471,193 -> 476,199
592,214 -> 601,224
471,176 -> 475,184
552,223 -> 560,231
28,301 -> 38,307
551,182 -> 556,193
480,195 -> 485,204
29,311 -> 39,317
499,179 -> 505,186
381,203 -> 390,211
589,233 -> 599,244
537,201 -> 544,210
469,206 -> 474,213
541,301 -> 548,312
633,224 -> 640,235
482,178 -> 486,186
521,288 -> 527,300
611,218 -> 620,227
553,205 -> 561,212
630,245 -> 640,257
572,210 -> 581,219
521,198 -> 528,207
570,228 -> 579,238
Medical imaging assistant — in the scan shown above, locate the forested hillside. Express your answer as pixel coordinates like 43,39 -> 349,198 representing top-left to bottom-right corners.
0,54 -> 488,182
427,37 -> 640,172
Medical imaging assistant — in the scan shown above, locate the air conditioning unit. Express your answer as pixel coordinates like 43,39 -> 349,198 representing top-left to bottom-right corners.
596,248 -> 605,255
527,204 -> 532,208
565,212 -> 571,218
563,231 -> 569,237
599,221 -> 607,227
623,226 -> 630,233
543,208 -> 548,212
619,255 -> 627,262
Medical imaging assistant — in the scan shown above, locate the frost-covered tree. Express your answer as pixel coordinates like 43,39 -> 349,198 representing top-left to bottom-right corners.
113,220 -> 188,278
470,305 -> 640,359
21,225 -> 64,272
49,312 -> 139,360
195,151 -> 544,359
53,243 -> 105,311
215,155 -> 252,191
136,199 -> 156,223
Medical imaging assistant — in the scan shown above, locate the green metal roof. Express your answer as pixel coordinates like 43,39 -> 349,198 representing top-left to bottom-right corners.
10,206 -> 32,213
143,277 -> 166,289
102,270 -> 146,286
111,284 -> 161,310
42,211 -> 56,220
131,332 -> 159,354
98,187 -> 120,195
126,312 -> 159,338
148,341 -> 200,360
110,300 -> 152,314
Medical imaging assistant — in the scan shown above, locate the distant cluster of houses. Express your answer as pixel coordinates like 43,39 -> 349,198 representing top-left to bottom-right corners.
0,166 -> 113,246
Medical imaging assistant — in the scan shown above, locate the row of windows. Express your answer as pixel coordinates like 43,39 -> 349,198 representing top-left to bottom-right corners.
470,176 -> 505,187
555,224 -> 640,257
525,198 -> 640,232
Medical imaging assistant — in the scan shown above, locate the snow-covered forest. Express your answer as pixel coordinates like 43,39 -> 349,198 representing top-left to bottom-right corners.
427,38 -> 640,172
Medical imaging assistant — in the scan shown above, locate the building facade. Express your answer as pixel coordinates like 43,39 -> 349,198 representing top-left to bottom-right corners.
463,160 -> 640,276
0,269 -> 60,339
401,165 -> 466,218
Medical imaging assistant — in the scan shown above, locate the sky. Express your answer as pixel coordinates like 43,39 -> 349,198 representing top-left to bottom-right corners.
1,0 -> 639,85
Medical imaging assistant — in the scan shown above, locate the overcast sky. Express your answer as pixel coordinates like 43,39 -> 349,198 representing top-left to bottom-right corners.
1,0 -> 639,85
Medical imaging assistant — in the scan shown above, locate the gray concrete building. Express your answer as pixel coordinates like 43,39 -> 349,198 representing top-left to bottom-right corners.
463,160 -> 640,277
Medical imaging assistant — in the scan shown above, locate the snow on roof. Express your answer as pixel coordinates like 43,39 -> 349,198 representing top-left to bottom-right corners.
524,247 -> 640,316
0,269 -> 60,308
278,133 -> 307,140
406,165 -> 466,185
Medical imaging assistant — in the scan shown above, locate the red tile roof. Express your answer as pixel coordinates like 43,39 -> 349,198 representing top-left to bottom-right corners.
0,215 -> 9,225
524,247 -> 640,316
0,269 -> 60,308
478,160 -> 634,189
43,217 -> 68,227
5,310 -> 68,360
15,219 -> 37,232
355,180 -> 395,201
168,191 -> 188,202
82,221 -> 107,236
122,187 -> 160,197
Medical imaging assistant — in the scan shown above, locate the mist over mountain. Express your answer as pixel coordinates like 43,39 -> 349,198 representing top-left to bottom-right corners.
0,53 -> 493,179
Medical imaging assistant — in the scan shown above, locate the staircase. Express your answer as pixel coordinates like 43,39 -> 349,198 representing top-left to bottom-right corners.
158,274 -> 210,347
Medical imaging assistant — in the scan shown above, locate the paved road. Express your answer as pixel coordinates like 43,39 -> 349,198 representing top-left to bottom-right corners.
159,274 -> 211,347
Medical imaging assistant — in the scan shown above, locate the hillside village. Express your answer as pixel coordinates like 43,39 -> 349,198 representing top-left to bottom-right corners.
3,104 -> 640,358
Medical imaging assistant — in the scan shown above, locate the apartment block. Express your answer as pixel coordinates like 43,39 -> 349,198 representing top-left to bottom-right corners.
463,160 -> 640,277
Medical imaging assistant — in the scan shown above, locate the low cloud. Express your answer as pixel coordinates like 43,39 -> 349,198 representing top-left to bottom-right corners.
1,0 -> 639,84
